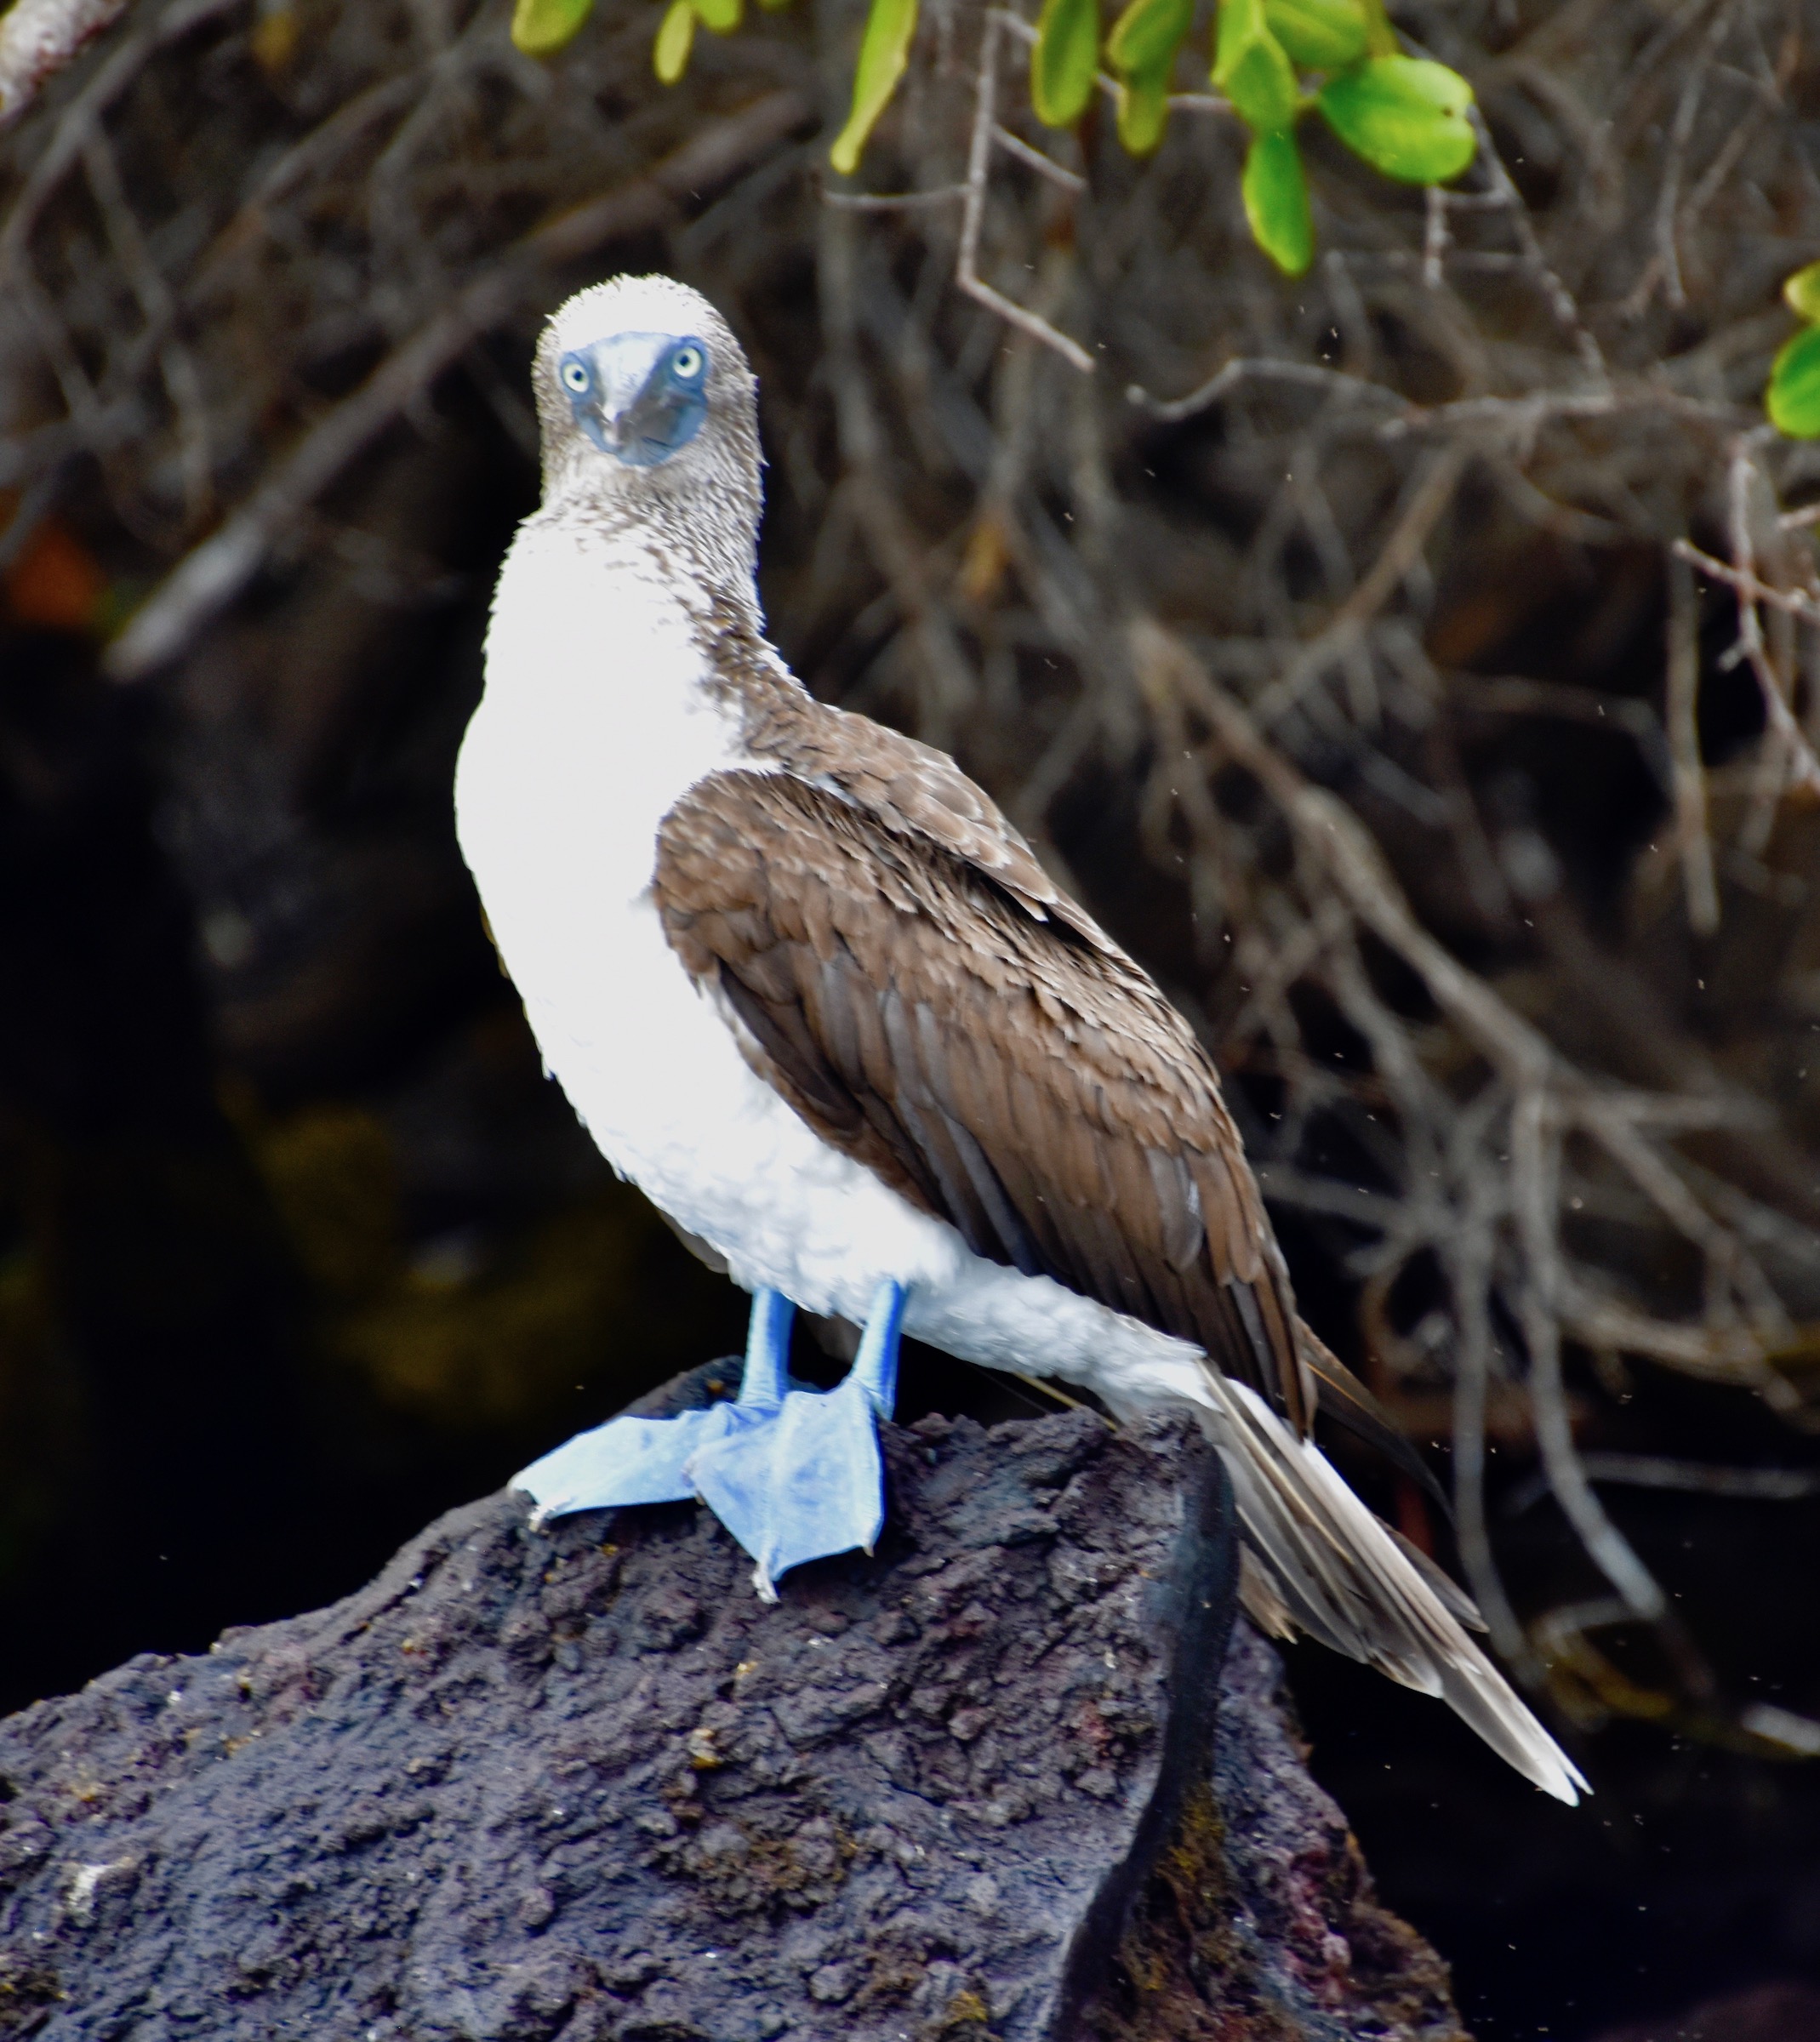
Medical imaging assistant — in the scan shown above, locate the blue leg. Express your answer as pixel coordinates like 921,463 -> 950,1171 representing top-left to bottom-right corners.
847,1277 -> 905,1416
736,1286 -> 794,1409
687,1279 -> 906,1600
511,1288 -> 796,1527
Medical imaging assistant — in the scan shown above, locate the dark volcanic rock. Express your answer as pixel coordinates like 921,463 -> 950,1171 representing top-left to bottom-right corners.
0,1367 -> 1464,2040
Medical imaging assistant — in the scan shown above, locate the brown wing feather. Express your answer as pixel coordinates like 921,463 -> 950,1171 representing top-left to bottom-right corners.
744,689 -> 1070,926
653,767 -> 1309,1434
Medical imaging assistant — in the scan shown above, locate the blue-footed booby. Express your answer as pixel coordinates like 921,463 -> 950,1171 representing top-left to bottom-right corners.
454,273 -> 1585,1804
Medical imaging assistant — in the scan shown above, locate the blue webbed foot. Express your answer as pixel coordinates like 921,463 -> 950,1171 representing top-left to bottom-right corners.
511,1289 -> 793,1527
686,1279 -> 906,1600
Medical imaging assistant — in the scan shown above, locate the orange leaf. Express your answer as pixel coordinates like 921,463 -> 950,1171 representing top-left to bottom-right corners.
4,510 -> 106,634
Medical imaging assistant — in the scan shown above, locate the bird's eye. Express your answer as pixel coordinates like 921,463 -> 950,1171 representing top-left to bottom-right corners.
671,345 -> 705,381
561,360 -> 591,393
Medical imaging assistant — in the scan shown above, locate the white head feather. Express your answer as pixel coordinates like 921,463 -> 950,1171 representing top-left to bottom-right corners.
533,274 -> 763,593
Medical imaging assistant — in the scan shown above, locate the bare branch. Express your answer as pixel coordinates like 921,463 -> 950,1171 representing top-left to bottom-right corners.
990,123 -> 1084,194
1665,551 -> 1720,935
1511,1453 -> 1820,1507
104,87 -> 814,681
1251,444 -> 1469,728
0,0 -> 130,130
1511,1091 -> 1669,1623
1127,357 -> 1408,425
0,0 -> 240,271
955,12 -> 1094,374
1709,442 -> 1820,801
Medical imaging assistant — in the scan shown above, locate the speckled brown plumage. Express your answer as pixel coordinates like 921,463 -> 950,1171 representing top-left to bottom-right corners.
693,595 -> 1075,924
653,762 -> 1310,1434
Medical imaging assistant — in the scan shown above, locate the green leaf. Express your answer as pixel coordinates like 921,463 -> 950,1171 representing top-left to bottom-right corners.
1242,128 -> 1312,274
1264,0 -> 1366,70
1768,323 -> 1820,438
1107,0 -> 1191,152
653,0 -> 694,79
511,0 -> 594,56
1213,0 -> 1298,135
829,0 -> 918,175
1317,54 -> 1475,183
1108,0 -> 1193,74
693,0 -> 743,31
1356,0 -> 1396,54
1031,0 -> 1099,128
1783,261 -> 1820,323
1116,68 -> 1171,152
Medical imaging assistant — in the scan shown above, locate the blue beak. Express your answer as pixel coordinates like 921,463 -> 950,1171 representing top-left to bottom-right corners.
559,331 -> 709,468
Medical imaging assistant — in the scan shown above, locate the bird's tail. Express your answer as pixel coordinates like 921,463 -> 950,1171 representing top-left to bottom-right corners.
1190,1366 -> 1587,1805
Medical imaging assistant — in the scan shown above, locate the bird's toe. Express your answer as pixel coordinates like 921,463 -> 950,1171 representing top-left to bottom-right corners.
686,1376 -> 886,1593
512,1402 -> 765,1522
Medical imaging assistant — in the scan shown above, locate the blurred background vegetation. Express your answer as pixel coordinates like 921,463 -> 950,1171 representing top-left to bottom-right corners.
3,0 -> 1820,2035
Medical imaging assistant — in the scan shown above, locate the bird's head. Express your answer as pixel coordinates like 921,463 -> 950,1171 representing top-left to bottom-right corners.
533,276 -> 762,579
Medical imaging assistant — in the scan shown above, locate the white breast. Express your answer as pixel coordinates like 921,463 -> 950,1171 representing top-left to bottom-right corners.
459,519 -> 757,1184
457,516 -> 741,1041
456,516 -> 1209,1412
456,517 -> 927,1297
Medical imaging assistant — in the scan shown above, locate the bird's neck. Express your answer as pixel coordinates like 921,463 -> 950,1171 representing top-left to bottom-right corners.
493,495 -> 817,765
547,473 -> 761,607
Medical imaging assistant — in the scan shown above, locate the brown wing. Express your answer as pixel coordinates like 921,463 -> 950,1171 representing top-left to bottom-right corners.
653,767 -> 1309,1434
759,703 -> 1071,927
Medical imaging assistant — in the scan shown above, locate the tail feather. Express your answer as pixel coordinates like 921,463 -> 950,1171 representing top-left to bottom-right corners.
1194,1367 -> 1587,1805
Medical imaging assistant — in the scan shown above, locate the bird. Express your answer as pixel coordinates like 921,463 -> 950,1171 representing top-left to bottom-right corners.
454,272 -> 1585,1805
